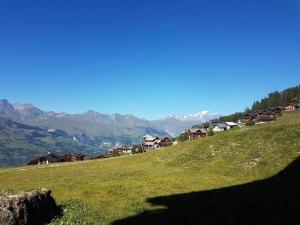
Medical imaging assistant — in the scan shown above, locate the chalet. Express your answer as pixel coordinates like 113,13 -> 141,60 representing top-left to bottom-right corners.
285,100 -> 300,111
213,123 -> 228,132
225,122 -> 238,129
108,147 -> 124,157
108,149 -> 114,157
270,106 -> 285,115
186,128 -> 207,141
70,154 -> 86,161
238,113 -> 255,123
121,145 -> 133,154
143,135 -> 161,150
160,136 -> 172,146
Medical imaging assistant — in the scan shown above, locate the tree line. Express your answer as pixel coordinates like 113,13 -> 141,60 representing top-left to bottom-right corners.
219,85 -> 300,122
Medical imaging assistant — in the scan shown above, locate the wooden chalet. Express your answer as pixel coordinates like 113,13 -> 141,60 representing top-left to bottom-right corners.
143,135 -> 161,150
239,113 -> 255,123
108,149 -> 114,157
70,154 -> 86,161
285,100 -> 300,111
160,136 -> 172,146
186,128 -> 207,141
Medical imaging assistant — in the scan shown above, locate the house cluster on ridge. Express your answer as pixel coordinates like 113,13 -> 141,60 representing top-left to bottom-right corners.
108,145 -> 134,157
213,122 -> 239,132
28,152 -> 86,166
284,99 -> 300,111
107,135 -> 172,157
238,107 -> 284,123
183,121 -> 239,141
239,99 -> 300,123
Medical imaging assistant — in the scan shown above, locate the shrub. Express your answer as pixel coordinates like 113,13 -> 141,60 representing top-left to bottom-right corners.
207,127 -> 214,136
245,121 -> 255,126
177,133 -> 189,142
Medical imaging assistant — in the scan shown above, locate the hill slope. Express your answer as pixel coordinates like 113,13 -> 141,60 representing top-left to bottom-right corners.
0,117 -> 101,167
0,111 -> 299,225
0,99 -> 170,148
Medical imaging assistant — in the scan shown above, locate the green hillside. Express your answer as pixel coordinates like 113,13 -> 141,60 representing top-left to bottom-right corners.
0,117 -> 100,167
0,111 -> 300,224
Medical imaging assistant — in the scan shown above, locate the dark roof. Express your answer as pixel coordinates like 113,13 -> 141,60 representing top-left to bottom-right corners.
270,106 -> 285,110
188,128 -> 207,133
28,153 -> 65,164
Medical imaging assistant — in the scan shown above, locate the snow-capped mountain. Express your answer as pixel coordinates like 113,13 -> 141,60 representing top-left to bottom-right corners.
151,111 -> 220,137
166,111 -> 220,122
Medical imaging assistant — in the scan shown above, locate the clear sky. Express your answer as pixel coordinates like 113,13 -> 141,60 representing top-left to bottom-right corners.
0,0 -> 299,119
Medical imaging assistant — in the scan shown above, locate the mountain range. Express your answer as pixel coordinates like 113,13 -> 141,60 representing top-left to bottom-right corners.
0,99 -> 219,166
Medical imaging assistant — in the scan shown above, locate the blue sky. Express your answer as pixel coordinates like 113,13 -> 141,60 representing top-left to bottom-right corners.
0,0 -> 299,119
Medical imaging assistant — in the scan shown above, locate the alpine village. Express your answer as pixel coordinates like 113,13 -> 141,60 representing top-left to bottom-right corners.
28,87 -> 300,167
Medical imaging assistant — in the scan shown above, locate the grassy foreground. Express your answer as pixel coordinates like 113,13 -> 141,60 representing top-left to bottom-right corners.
0,111 -> 300,224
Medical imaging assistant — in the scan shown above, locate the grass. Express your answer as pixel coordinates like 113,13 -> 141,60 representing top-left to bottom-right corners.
0,111 -> 300,224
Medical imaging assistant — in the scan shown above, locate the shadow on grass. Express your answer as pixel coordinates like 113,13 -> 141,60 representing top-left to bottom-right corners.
112,157 -> 300,225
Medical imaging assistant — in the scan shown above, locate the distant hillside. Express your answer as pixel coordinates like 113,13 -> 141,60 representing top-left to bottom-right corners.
0,99 -> 169,148
0,117 -> 101,167
0,111 -> 299,225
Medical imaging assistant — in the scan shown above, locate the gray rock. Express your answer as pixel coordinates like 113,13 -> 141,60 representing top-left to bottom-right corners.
0,189 -> 61,225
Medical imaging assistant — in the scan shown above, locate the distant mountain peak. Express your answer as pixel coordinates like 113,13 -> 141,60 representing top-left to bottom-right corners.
0,99 -> 12,108
0,99 -> 9,104
83,110 -> 100,115
0,99 -> 18,115
166,111 -> 219,122
12,103 -> 35,111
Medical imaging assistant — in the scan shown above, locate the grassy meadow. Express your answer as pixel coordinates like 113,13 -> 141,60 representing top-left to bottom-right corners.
0,111 -> 300,224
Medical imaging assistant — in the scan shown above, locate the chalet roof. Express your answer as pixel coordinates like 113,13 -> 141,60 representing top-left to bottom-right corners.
287,101 -> 300,107
143,135 -> 157,141
270,106 -> 285,110
226,122 -> 238,126
243,113 -> 255,117
189,128 -> 207,133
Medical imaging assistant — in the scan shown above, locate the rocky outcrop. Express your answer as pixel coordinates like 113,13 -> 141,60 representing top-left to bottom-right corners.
0,189 -> 61,225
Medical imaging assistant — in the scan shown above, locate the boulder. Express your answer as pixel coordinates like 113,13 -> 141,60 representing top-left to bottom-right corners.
0,189 -> 61,225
